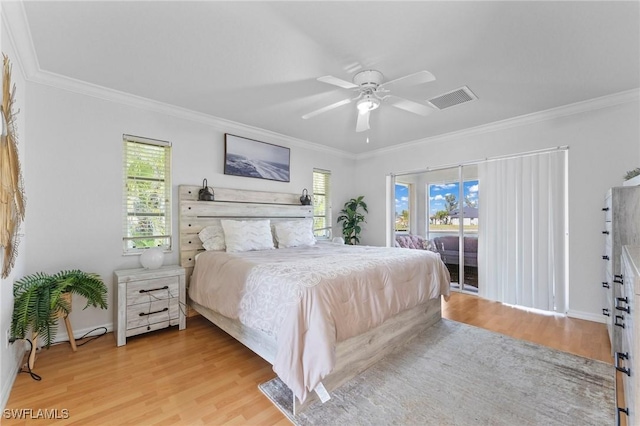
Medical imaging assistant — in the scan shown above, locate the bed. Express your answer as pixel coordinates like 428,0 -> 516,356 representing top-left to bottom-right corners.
179,185 -> 450,414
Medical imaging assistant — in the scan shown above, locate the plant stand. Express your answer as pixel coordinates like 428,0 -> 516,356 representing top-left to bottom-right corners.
27,293 -> 76,371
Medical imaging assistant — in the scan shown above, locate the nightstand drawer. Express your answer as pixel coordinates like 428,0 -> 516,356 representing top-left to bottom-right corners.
126,317 -> 180,339
126,276 -> 179,305
126,298 -> 179,329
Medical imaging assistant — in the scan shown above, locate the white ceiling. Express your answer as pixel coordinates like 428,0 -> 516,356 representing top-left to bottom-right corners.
21,1 -> 640,154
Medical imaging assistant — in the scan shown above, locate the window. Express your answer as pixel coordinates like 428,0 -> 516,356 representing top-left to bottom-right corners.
427,179 -> 479,239
122,135 -> 172,254
395,182 -> 411,233
312,169 -> 331,238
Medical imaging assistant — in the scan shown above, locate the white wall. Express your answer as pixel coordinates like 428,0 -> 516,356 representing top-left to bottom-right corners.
19,82 -> 355,346
355,98 -> 640,321
0,11 -> 29,410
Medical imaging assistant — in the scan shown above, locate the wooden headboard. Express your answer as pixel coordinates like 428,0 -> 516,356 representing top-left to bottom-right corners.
178,185 -> 313,285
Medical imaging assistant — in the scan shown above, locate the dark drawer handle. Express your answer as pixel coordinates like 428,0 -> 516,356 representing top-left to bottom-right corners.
602,255 -> 610,260
617,407 -> 629,426
614,315 -> 625,328
139,307 -> 169,317
139,285 -> 169,294
614,276 -> 624,285
602,207 -> 610,211
602,230 -> 610,235
603,308 -> 610,317
615,352 -> 631,376
602,282 -> 610,289
616,297 -> 630,313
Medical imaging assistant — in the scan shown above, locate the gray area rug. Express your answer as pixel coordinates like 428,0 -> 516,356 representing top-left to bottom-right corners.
259,319 -> 614,425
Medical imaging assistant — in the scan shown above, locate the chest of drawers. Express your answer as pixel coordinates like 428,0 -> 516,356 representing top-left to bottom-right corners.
114,265 -> 186,346
617,246 -> 640,426
601,187 -> 640,351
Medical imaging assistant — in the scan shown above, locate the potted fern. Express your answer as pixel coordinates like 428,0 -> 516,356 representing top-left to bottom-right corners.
11,270 -> 108,348
337,196 -> 368,245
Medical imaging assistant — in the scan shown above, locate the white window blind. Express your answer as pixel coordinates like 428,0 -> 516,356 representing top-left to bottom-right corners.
313,169 -> 331,239
122,135 -> 172,254
478,150 -> 568,313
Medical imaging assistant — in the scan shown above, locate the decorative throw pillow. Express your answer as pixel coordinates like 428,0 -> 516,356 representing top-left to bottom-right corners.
274,219 -> 316,248
424,239 -> 437,252
221,219 -> 275,253
198,224 -> 226,251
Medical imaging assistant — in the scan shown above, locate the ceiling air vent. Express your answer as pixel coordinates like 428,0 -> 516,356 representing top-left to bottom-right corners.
427,86 -> 477,110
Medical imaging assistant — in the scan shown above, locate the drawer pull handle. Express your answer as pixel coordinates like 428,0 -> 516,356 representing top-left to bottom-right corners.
602,207 -> 610,211
602,230 -> 610,235
139,307 -> 169,317
614,315 -> 625,328
615,352 -> 631,376
614,276 -> 624,285
616,297 -> 630,313
139,285 -> 169,294
602,308 -> 610,317
602,282 -> 610,289
602,255 -> 610,260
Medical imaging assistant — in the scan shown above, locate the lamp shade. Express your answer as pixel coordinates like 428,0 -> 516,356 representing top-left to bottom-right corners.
140,248 -> 164,269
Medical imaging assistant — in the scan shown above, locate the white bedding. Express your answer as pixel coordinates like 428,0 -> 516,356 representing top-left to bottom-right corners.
188,242 -> 450,402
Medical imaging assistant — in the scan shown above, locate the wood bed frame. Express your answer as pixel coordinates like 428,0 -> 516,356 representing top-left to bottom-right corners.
178,185 -> 442,414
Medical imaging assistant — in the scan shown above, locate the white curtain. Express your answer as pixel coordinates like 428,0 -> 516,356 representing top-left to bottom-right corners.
478,150 -> 568,313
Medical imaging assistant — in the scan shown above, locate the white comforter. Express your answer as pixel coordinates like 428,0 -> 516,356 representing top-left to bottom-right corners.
188,243 -> 450,402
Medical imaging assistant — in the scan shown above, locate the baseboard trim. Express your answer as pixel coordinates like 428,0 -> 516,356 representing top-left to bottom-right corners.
567,310 -> 607,324
0,341 -> 28,411
52,322 -> 114,347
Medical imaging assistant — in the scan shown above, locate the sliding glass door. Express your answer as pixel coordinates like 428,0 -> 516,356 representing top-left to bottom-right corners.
390,147 -> 568,312
425,166 -> 479,293
461,165 -> 479,292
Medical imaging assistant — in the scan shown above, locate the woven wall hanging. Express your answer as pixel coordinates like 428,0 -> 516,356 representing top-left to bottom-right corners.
1,54 -> 26,278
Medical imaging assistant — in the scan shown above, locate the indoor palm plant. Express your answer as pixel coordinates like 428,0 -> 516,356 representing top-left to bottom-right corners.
337,196 -> 368,245
11,270 -> 108,347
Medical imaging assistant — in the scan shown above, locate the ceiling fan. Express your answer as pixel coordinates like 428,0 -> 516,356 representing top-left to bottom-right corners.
302,69 -> 436,132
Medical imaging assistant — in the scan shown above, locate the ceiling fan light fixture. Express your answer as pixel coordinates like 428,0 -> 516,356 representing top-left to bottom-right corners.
357,97 -> 380,114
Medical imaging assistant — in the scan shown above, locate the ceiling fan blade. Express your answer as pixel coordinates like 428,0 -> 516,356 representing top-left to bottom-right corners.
356,110 -> 370,133
317,75 -> 358,89
387,95 -> 434,116
302,99 -> 352,119
379,70 -> 436,88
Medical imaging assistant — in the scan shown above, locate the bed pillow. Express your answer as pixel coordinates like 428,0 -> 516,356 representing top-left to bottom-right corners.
198,224 -> 226,251
221,219 -> 275,253
274,219 -> 316,248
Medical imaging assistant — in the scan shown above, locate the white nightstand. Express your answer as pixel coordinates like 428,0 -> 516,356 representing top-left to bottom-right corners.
114,265 -> 186,346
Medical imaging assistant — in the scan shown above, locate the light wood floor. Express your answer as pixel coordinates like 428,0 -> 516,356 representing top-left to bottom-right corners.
4,292 -> 611,425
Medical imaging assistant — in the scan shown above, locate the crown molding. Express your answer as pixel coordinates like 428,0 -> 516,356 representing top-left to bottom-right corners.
1,1 -> 40,80
32,68 -> 357,159
1,1 -> 356,160
356,88 -> 640,160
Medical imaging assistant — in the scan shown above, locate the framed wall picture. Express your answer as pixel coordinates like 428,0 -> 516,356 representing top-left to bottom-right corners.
224,134 -> 290,182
